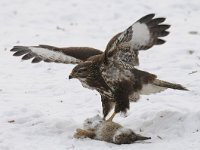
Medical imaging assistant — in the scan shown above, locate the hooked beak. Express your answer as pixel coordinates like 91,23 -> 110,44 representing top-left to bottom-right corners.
69,75 -> 73,79
69,73 -> 73,79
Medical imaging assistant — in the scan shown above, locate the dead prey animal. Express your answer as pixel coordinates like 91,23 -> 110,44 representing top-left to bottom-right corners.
74,115 -> 150,144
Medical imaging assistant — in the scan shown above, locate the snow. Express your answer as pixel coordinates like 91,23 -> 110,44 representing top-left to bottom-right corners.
0,0 -> 200,150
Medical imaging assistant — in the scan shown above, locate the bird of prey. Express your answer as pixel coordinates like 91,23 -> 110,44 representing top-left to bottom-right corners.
10,14 -> 187,121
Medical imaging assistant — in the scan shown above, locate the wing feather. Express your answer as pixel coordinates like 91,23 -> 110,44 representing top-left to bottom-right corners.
137,13 -> 155,23
155,39 -> 166,45
10,45 -> 103,64
147,18 -> 166,27
22,53 -> 35,60
32,57 -> 42,63
13,50 -> 29,56
104,13 -> 170,67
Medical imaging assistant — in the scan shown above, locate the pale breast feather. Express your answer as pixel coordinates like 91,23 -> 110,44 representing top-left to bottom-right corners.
79,78 -> 95,90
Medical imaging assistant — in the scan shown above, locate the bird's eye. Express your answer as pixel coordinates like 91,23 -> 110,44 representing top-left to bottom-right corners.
78,68 -> 87,73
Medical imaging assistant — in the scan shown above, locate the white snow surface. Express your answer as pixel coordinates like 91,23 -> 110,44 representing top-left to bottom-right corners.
0,0 -> 200,150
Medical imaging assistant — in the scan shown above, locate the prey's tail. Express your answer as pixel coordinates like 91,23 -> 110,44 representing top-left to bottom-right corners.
153,79 -> 188,91
135,134 -> 151,141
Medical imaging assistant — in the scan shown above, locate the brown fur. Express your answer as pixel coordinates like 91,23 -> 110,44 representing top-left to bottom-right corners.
74,116 -> 151,144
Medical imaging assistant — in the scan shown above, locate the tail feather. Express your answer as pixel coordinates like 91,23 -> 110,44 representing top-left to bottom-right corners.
153,79 -> 188,91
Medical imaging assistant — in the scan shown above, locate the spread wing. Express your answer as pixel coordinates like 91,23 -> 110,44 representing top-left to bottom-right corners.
104,13 -> 170,67
10,45 -> 103,64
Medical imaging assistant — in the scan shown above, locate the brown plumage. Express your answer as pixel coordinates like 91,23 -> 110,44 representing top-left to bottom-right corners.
10,14 -> 188,121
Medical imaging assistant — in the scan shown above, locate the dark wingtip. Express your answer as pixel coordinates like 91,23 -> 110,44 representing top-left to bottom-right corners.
156,39 -> 166,45
13,50 -> 27,56
22,53 -> 34,60
32,57 -> 42,63
156,17 -> 166,23
138,13 -> 155,23
179,86 -> 189,91
147,18 -> 166,27
162,31 -> 170,36
10,46 -> 30,54
160,24 -> 171,30
10,47 -> 17,52
151,24 -> 171,32
146,13 -> 156,18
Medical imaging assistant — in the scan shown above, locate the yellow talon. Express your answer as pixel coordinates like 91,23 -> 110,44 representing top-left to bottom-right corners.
106,112 -> 116,122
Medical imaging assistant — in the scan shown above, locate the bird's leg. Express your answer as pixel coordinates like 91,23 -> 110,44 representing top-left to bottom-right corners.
112,85 -> 130,121
106,112 -> 116,122
101,96 -> 114,120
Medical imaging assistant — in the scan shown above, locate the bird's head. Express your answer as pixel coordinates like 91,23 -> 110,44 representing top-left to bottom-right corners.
69,61 -> 93,80
113,128 -> 137,144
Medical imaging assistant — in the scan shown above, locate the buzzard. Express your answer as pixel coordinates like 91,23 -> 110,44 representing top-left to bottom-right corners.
10,14 -> 187,121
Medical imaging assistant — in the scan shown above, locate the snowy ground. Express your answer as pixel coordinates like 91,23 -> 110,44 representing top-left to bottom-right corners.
1,0 -> 200,150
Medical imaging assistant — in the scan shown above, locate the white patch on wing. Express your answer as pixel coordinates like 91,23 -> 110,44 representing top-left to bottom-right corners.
140,84 -> 167,95
29,47 -> 81,63
131,22 -> 150,48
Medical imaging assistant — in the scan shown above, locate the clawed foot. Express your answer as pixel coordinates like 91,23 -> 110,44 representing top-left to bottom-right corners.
106,112 -> 116,122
